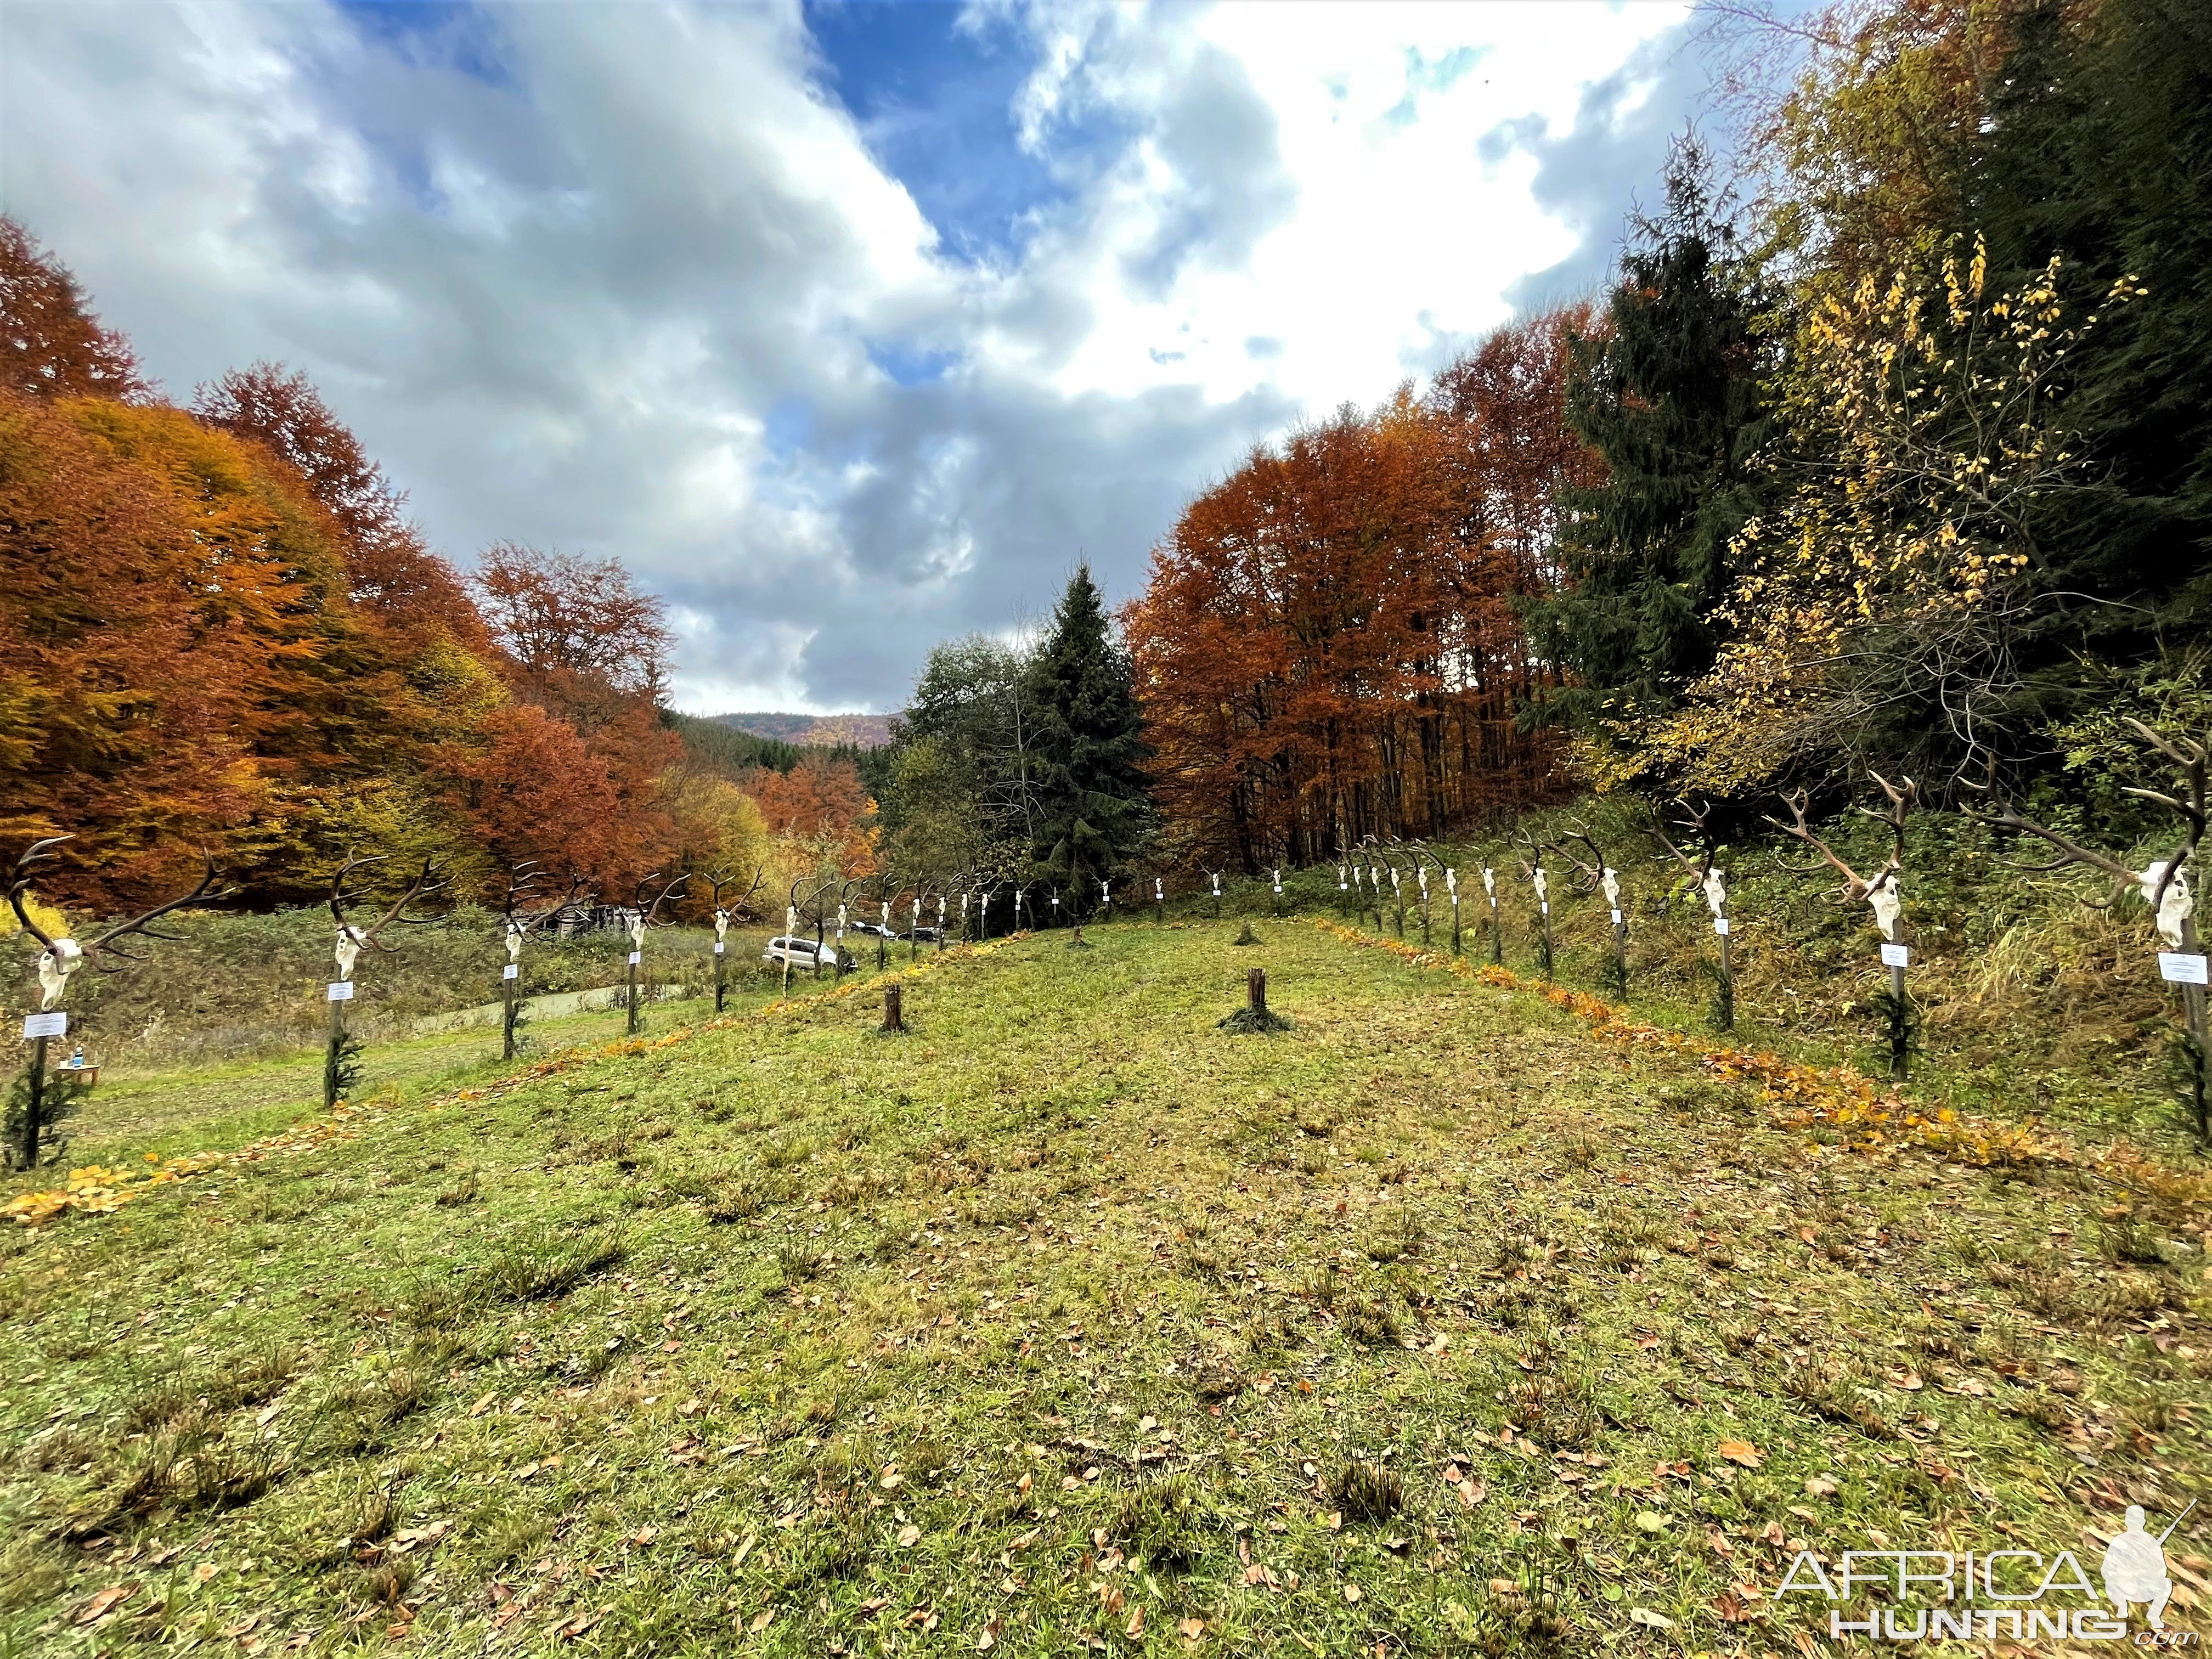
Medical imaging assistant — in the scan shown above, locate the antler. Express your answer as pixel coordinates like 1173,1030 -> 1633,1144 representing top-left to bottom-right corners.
1533,821 -> 1608,892
87,850 -> 234,965
1852,772 -> 1918,875
5,837 -> 72,951
329,854 -> 388,929
359,857 -> 450,951
635,871 -> 690,926
1651,799 -> 1715,883
1764,788 -> 1877,899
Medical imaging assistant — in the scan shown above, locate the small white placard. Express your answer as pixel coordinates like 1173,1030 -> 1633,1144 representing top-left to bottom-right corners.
1610,908 -> 1623,925
1713,917 -> 1730,936
2158,951 -> 2209,985
1880,943 -> 1910,968
503,963 -> 519,980
628,951 -> 642,966
713,941 -> 725,955
1540,901 -> 1549,915
22,1011 -> 66,1039
327,981 -> 355,1002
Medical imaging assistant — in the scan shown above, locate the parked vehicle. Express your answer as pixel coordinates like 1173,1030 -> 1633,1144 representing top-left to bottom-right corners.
764,935 -> 854,970
899,926 -> 943,944
846,921 -> 899,941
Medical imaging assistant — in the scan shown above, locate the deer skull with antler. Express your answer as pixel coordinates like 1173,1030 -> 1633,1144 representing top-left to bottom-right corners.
8,838 -> 232,1008
1768,774 -> 1918,942
1651,799 -> 1727,918
503,862 -> 589,962
1964,724 -> 2205,947
329,855 -> 450,980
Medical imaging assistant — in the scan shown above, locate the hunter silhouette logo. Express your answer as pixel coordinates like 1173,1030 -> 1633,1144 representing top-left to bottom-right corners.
2105,1503 -> 2192,1632
1775,1497 -> 2198,1644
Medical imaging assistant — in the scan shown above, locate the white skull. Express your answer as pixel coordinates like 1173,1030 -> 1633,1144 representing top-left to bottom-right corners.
714,909 -> 731,943
37,938 -> 82,1009
1532,868 -> 1548,902
936,896 -> 945,923
2135,861 -> 2195,947
1155,878 -> 1163,900
881,901 -> 892,927
958,894 -> 968,923
504,919 -> 526,963
911,899 -> 921,924
1337,865 -> 1347,889
627,912 -> 646,951
1446,868 -> 1457,896
1273,869 -> 1283,893
334,926 -> 364,981
1701,868 -> 1727,918
1865,871 -> 1903,941
786,904 -> 798,934
1482,867 -> 1496,899
839,904 -> 849,932
1418,867 -> 1429,895
1388,868 -> 1400,894
1601,867 -> 1621,909
1211,873 -> 1221,895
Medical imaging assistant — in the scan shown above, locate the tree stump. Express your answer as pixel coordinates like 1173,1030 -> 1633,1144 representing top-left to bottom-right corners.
882,983 -> 904,1034
1220,965 -> 1289,1033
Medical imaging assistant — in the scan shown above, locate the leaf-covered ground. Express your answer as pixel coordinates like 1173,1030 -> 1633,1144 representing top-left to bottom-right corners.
1,920 -> 2206,1657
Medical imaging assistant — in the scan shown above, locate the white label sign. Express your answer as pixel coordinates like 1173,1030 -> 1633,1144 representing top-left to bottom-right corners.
1610,908 -> 1623,925
22,1011 -> 66,1039
713,941 -> 725,955
628,951 -> 642,966
1880,943 -> 1910,968
327,981 -> 355,1002
1713,917 -> 1730,936
503,963 -> 519,980
1540,901 -> 1549,915
2158,951 -> 2209,985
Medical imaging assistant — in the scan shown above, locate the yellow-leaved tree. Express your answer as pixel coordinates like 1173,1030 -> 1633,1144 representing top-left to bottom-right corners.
1640,239 -> 2143,791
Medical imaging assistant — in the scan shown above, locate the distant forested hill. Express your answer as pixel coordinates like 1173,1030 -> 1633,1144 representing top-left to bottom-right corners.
714,711 -> 893,749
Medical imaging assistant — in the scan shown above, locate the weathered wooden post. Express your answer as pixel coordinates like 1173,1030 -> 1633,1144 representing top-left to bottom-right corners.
1155,876 -> 1165,926
1102,878 -> 1113,923
879,898 -> 893,968
7,839 -> 228,1165
1416,864 -> 1431,946
1271,867 -> 1283,917
1482,866 -> 1501,964
1211,871 -> 1222,921
882,981 -> 904,1033
1966,730 -> 2210,1142
1769,775 -> 1918,1079
935,893 -> 947,952
324,853 -> 447,1109
1447,868 -> 1461,956
707,865 -> 766,1013
909,894 -> 922,962
783,902 -> 799,996
1247,967 -> 1267,1017
1653,802 -> 1732,1031
1336,863 -> 1348,919
1536,823 -> 1628,996
1012,887 -> 1026,933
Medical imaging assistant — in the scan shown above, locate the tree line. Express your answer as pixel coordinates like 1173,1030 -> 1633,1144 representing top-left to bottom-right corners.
1122,0 -> 2212,868
0,219 -> 876,913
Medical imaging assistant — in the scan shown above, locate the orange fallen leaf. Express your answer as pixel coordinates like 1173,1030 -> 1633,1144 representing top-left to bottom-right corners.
75,1584 -> 137,1625
1717,1439 -> 1763,1468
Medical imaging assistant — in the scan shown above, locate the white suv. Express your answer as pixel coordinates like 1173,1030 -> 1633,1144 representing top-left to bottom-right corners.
764,935 -> 852,970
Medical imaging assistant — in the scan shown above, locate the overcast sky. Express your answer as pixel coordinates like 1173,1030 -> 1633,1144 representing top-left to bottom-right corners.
3,0 -> 1745,714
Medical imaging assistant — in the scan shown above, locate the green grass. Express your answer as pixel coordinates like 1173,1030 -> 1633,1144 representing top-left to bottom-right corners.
1,920 -> 2206,1656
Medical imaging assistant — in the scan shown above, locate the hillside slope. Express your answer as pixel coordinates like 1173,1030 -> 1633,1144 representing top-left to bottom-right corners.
715,711 -> 894,749
1,922 -> 2204,1654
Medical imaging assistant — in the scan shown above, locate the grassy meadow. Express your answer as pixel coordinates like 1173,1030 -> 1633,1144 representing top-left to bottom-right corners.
1,916 -> 2207,1657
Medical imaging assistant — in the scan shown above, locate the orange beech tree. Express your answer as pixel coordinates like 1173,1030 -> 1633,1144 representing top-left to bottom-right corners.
1127,311 -> 1597,870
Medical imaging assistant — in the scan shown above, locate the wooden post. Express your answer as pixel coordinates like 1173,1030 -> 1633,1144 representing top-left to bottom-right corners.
1248,967 -> 1267,1017
1889,957 -> 1909,1079
714,942 -> 727,1013
324,998 -> 345,1111
20,1032 -> 47,1167
1488,894 -> 1502,965
627,951 -> 641,1034
502,966 -> 518,1060
1611,910 -> 1629,998
882,983 -> 903,1034
1450,894 -> 1462,956
1716,912 -> 1735,1032
1538,898 -> 1554,981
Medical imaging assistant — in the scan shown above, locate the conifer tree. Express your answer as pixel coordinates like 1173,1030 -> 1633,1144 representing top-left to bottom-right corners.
1527,139 -> 1777,728
1025,566 -> 1153,915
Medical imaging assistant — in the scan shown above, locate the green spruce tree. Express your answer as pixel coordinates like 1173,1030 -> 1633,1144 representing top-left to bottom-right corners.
1025,566 -> 1153,917
1528,138 -> 1778,731
1940,0 -> 2212,742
